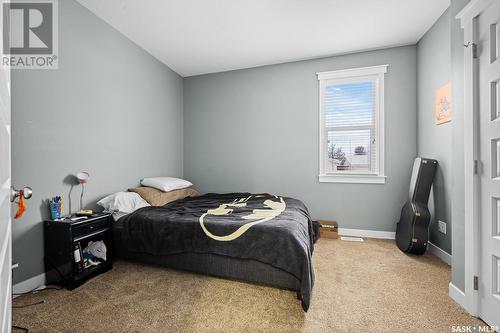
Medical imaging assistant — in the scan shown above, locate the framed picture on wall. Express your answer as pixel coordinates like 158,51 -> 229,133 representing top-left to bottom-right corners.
435,81 -> 452,125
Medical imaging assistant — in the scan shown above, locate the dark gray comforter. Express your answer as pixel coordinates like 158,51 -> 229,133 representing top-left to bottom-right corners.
119,193 -> 315,311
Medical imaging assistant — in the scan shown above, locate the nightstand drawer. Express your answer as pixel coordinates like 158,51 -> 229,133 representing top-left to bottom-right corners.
73,218 -> 109,240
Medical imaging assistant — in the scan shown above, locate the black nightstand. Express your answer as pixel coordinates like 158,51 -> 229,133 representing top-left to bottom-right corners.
44,213 -> 113,289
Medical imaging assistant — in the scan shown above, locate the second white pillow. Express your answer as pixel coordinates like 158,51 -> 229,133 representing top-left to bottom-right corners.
97,192 -> 150,217
140,177 -> 193,192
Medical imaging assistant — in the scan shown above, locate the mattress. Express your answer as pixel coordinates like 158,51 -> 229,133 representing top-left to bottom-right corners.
112,218 -> 301,291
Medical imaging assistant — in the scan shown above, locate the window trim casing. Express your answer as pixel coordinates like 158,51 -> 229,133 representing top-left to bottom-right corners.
317,64 -> 388,184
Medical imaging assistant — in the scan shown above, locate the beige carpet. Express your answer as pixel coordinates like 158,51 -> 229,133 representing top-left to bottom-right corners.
13,238 -> 482,332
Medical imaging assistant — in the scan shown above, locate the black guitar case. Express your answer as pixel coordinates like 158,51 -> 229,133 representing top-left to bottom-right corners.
396,157 -> 438,254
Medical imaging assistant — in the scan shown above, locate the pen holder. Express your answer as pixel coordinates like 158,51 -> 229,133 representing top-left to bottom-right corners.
50,201 -> 62,220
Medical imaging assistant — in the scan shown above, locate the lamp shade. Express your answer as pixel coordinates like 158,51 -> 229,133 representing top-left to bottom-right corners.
76,172 -> 90,184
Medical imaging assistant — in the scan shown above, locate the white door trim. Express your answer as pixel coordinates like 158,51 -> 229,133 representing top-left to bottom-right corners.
456,0 -> 496,317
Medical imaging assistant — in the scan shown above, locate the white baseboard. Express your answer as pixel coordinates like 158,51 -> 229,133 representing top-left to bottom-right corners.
427,242 -> 451,265
12,272 -> 46,296
338,228 -> 395,239
449,282 -> 467,311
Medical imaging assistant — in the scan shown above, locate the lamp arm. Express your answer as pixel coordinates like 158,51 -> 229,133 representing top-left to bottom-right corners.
80,183 -> 85,212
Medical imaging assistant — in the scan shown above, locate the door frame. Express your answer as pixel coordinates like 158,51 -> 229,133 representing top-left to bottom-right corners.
455,0 -> 496,317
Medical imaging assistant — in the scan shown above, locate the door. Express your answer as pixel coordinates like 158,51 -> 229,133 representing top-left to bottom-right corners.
0,0 -> 11,330
478,0 -> 500,327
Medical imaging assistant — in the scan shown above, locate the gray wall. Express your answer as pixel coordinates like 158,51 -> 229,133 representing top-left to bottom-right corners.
450,0 -> 470,292
184,46 -> 417,231
416,10 -> 452,254
11,0 -> 184,284
416,0 -> 470,291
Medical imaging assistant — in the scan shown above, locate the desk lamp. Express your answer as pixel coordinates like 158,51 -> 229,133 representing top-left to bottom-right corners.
76,172 -> 90,214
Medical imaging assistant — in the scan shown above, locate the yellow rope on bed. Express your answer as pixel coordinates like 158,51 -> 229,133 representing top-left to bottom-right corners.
199,196 -> 286,241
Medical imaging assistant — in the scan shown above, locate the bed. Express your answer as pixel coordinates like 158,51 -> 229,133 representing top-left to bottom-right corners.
112,192 -> 315,311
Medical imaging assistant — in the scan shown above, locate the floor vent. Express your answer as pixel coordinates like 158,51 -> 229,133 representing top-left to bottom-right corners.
340,236 -> 365,242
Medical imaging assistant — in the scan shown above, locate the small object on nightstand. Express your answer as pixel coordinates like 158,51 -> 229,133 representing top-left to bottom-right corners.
76,209 -> 93,217
73,243 -> 84,273
44,213 -> 113,289
318,220 -> 338,239
49,196 -> 63,219
70,216 -> 87,222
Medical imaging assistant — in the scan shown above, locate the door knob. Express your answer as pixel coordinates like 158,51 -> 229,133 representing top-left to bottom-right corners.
10,186 -> 33,203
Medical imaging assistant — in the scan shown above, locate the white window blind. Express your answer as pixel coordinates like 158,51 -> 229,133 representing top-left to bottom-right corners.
317,65 -> 387,184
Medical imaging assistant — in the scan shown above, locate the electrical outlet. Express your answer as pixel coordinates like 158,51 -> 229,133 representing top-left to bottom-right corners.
438,220 -> 447,234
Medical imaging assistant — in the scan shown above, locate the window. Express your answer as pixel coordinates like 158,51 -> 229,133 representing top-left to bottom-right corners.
317,65 -> 387,184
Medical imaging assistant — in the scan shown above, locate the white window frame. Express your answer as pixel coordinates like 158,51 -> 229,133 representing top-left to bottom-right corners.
317,64 -> 388,184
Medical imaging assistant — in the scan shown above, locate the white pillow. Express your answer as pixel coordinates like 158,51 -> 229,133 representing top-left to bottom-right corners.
140,177 -> 193,192
97,192 -> 150,219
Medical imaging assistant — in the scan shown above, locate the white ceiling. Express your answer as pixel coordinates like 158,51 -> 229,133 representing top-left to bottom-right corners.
77,0 -> 449,77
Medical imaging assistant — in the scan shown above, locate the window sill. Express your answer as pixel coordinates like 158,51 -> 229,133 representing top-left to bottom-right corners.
318,174 -> 386,184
